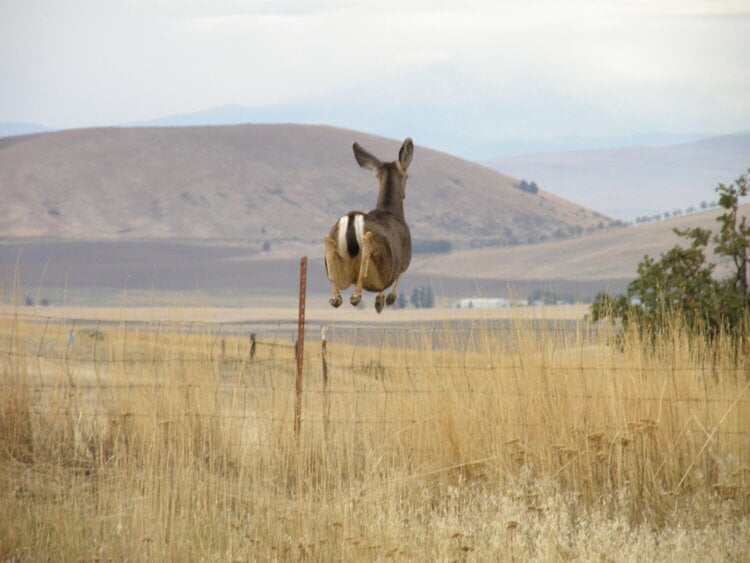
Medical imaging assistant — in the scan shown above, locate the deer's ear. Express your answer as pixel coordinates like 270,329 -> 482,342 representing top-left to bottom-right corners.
353,143 -> 381,171
398,138 -> 413,171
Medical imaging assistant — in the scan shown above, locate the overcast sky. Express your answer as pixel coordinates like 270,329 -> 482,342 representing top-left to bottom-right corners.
2,0 -> 749,140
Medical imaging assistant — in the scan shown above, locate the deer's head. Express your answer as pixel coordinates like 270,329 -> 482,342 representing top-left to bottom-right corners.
353,138 -> 413,214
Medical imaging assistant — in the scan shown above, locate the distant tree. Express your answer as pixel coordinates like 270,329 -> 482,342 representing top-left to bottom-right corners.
24,295 -> 33,306
410,287 -> 420,308
262,241 -> 271,252
410,285 -> 435,308
396,292 -> 407,309
529,288 -> 556,305
515,179 -> 539,195
424,286 -> 435,308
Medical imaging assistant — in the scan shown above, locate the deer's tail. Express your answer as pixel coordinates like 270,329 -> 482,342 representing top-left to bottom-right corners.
337,212 -> 365,258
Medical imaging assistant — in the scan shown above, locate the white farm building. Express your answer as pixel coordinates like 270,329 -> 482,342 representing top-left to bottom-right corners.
451,298 -> 510,309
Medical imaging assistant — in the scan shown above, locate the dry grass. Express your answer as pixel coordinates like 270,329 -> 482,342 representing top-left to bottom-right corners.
417,204 -> 750,281
0,303 -> 590,325
1,310 -> 748,561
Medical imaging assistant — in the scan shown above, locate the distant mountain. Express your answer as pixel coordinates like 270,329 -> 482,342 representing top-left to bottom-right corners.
0,124 -> 609,249
0,122 -> 50,137
461,132 -> 707,159
135,105 -> 707,160
6,65 -> 712,159
485,131 -> 750,220
128,64 -> 709,161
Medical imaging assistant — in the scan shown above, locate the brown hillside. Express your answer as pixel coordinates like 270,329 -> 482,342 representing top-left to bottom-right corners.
0,124 -> 607,247
416,204 -> 750,282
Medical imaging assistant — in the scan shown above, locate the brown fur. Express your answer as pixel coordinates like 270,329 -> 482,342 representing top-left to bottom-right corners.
324,138 -> 413,313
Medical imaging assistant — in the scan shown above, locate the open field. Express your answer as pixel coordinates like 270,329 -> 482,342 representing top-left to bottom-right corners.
1,307 -> 748,560
4,204 -> 747,310
1,303 -> 590,325
1,237 -> 630,307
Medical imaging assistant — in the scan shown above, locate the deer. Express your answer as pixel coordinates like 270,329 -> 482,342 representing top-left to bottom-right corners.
324,138 -> 414,314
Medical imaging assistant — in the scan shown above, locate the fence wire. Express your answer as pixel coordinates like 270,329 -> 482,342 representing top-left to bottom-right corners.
2,312 -> 749,443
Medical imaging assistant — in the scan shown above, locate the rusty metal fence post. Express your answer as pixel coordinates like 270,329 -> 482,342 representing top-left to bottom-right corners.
321,325 -> 330,438
321,326 -> 328,387
294,256 -> 307,437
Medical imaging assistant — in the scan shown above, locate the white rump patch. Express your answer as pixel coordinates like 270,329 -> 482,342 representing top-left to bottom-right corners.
337,215 -> 349,256
353,214 -> 365,247
336,213 -> 365,257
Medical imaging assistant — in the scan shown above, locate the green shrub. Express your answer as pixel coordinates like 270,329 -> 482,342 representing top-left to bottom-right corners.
591,171 -> 750,340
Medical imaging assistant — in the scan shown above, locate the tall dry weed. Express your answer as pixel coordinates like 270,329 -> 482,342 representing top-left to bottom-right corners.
0,311 -> 747,560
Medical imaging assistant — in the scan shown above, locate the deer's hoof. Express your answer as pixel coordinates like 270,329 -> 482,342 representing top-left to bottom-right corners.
385,293 -> 397,306
329,295 -> 343,308
375,294 -> 385,314
350,293 -> 361,307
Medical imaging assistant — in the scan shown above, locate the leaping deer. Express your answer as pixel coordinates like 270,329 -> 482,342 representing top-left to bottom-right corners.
324,138 -> 414,313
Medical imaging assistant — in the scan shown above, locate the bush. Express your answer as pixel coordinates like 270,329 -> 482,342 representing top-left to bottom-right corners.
529,288 -> 574,305
591,171 -> 750,339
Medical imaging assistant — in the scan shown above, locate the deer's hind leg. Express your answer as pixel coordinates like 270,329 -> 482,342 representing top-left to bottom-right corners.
324,235 -> 345,308
350,231 -> 373,307
375,292 -> 386,313
385,274 -> 403,307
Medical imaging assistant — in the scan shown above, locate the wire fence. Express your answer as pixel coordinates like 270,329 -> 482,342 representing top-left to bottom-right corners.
2,311 -> 749,443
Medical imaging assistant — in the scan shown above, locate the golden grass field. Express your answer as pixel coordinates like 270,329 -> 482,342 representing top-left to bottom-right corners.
1,305 -> 749,561
0,303 -> 590,324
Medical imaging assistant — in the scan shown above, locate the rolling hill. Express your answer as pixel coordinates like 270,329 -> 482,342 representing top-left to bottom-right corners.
416,204 -> 750,285
486,131 -> 750,220
6,124 -> 745,306
0,124 -> 609,249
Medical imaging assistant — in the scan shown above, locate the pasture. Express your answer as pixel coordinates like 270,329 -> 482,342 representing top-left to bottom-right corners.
1,306 -> 748,560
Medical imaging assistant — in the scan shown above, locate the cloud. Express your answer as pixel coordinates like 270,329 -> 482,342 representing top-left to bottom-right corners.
400,51 -> 454,70
1,0 -> 748,138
